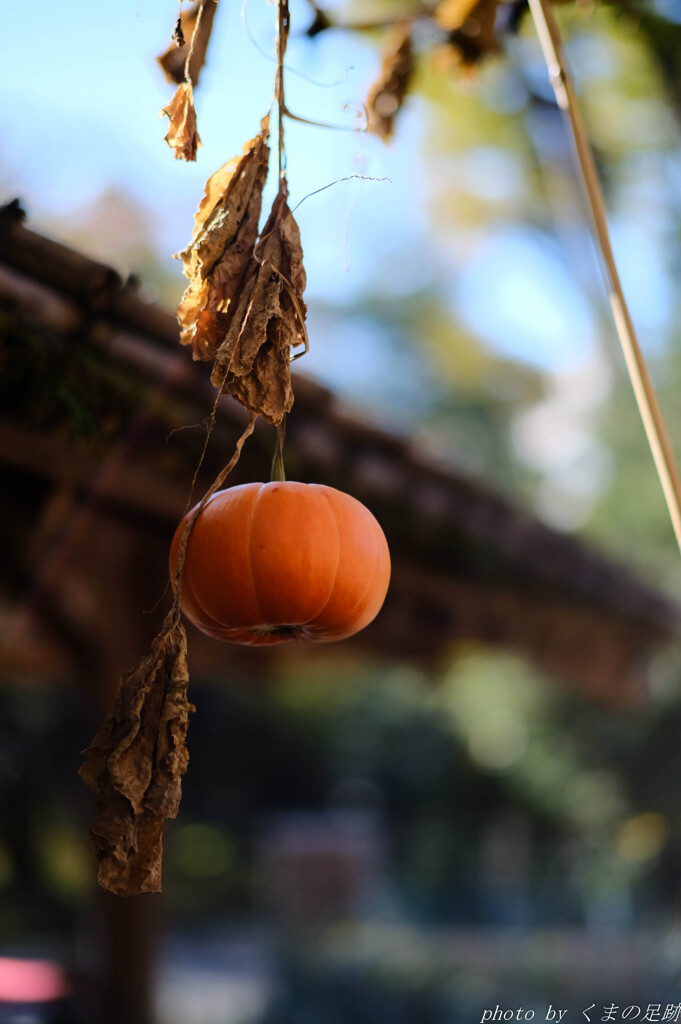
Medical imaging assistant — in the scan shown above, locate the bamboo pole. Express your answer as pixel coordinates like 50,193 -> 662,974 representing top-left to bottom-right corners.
527,0 -> 681,554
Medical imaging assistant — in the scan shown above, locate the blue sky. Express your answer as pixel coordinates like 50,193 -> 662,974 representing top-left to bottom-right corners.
2,0 -> 676,392
2,0 -> 423,287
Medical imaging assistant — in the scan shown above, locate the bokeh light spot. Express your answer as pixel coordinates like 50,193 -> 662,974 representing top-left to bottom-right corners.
468,710 -> 527,772
617,812 -> 668,862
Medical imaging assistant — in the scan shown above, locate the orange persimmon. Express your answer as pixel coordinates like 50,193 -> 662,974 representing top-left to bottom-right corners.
169,482 -> 391,645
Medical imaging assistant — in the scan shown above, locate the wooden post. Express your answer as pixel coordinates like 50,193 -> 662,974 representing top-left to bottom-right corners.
74,514 -> 167,1024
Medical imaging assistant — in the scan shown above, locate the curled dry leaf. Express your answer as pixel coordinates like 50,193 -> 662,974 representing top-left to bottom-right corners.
79,614 -> 193,895
210,186 -> 307,425
162,82 -> 201,162
366,21 -> 414,141
176,116 -> 271,360
435,0 -> 501,67
158,0 -> 218,86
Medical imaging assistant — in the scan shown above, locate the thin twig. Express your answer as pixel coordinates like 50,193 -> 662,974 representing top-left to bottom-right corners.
184,0 -> 206,85
275,0 -> 290,184
528,0 -> 681,555
290,174 -> 391,215
172,414 -> 256,617
183,379 -> 225,512
241,0 -> 353,88
282,105 -> 367,133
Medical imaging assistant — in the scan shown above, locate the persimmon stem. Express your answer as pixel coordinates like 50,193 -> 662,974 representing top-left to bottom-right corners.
528,0 -> 681,555
271,418 -> 287,482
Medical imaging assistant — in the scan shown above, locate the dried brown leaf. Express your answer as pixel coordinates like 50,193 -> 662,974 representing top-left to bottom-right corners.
366,21 -> 414,141
162,82 -> 201,162
435,0 -> 501,67
79,614 -> 193,895
176,116 -> 271,360
210,187 -> 307,425
158,0 -> 218,87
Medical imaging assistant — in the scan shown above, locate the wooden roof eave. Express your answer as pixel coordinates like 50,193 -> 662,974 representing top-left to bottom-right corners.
1,204 -> 679,706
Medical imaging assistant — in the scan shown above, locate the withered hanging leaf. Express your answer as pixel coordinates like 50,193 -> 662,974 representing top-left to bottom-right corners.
79,614 -> 193,895
366,21 -> 414,141
210,187 -> 307,425
162,82 -> 201,161
435,0 -> 501,68
158,0 -> 218,87
176,116 -> 271,360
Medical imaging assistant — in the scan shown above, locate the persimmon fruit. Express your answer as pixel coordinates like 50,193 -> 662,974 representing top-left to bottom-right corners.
169,482 -> 391,645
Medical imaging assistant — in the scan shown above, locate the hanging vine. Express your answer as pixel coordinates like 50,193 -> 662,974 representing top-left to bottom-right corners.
80,0 -> 309,896
80,0 -> 681,896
